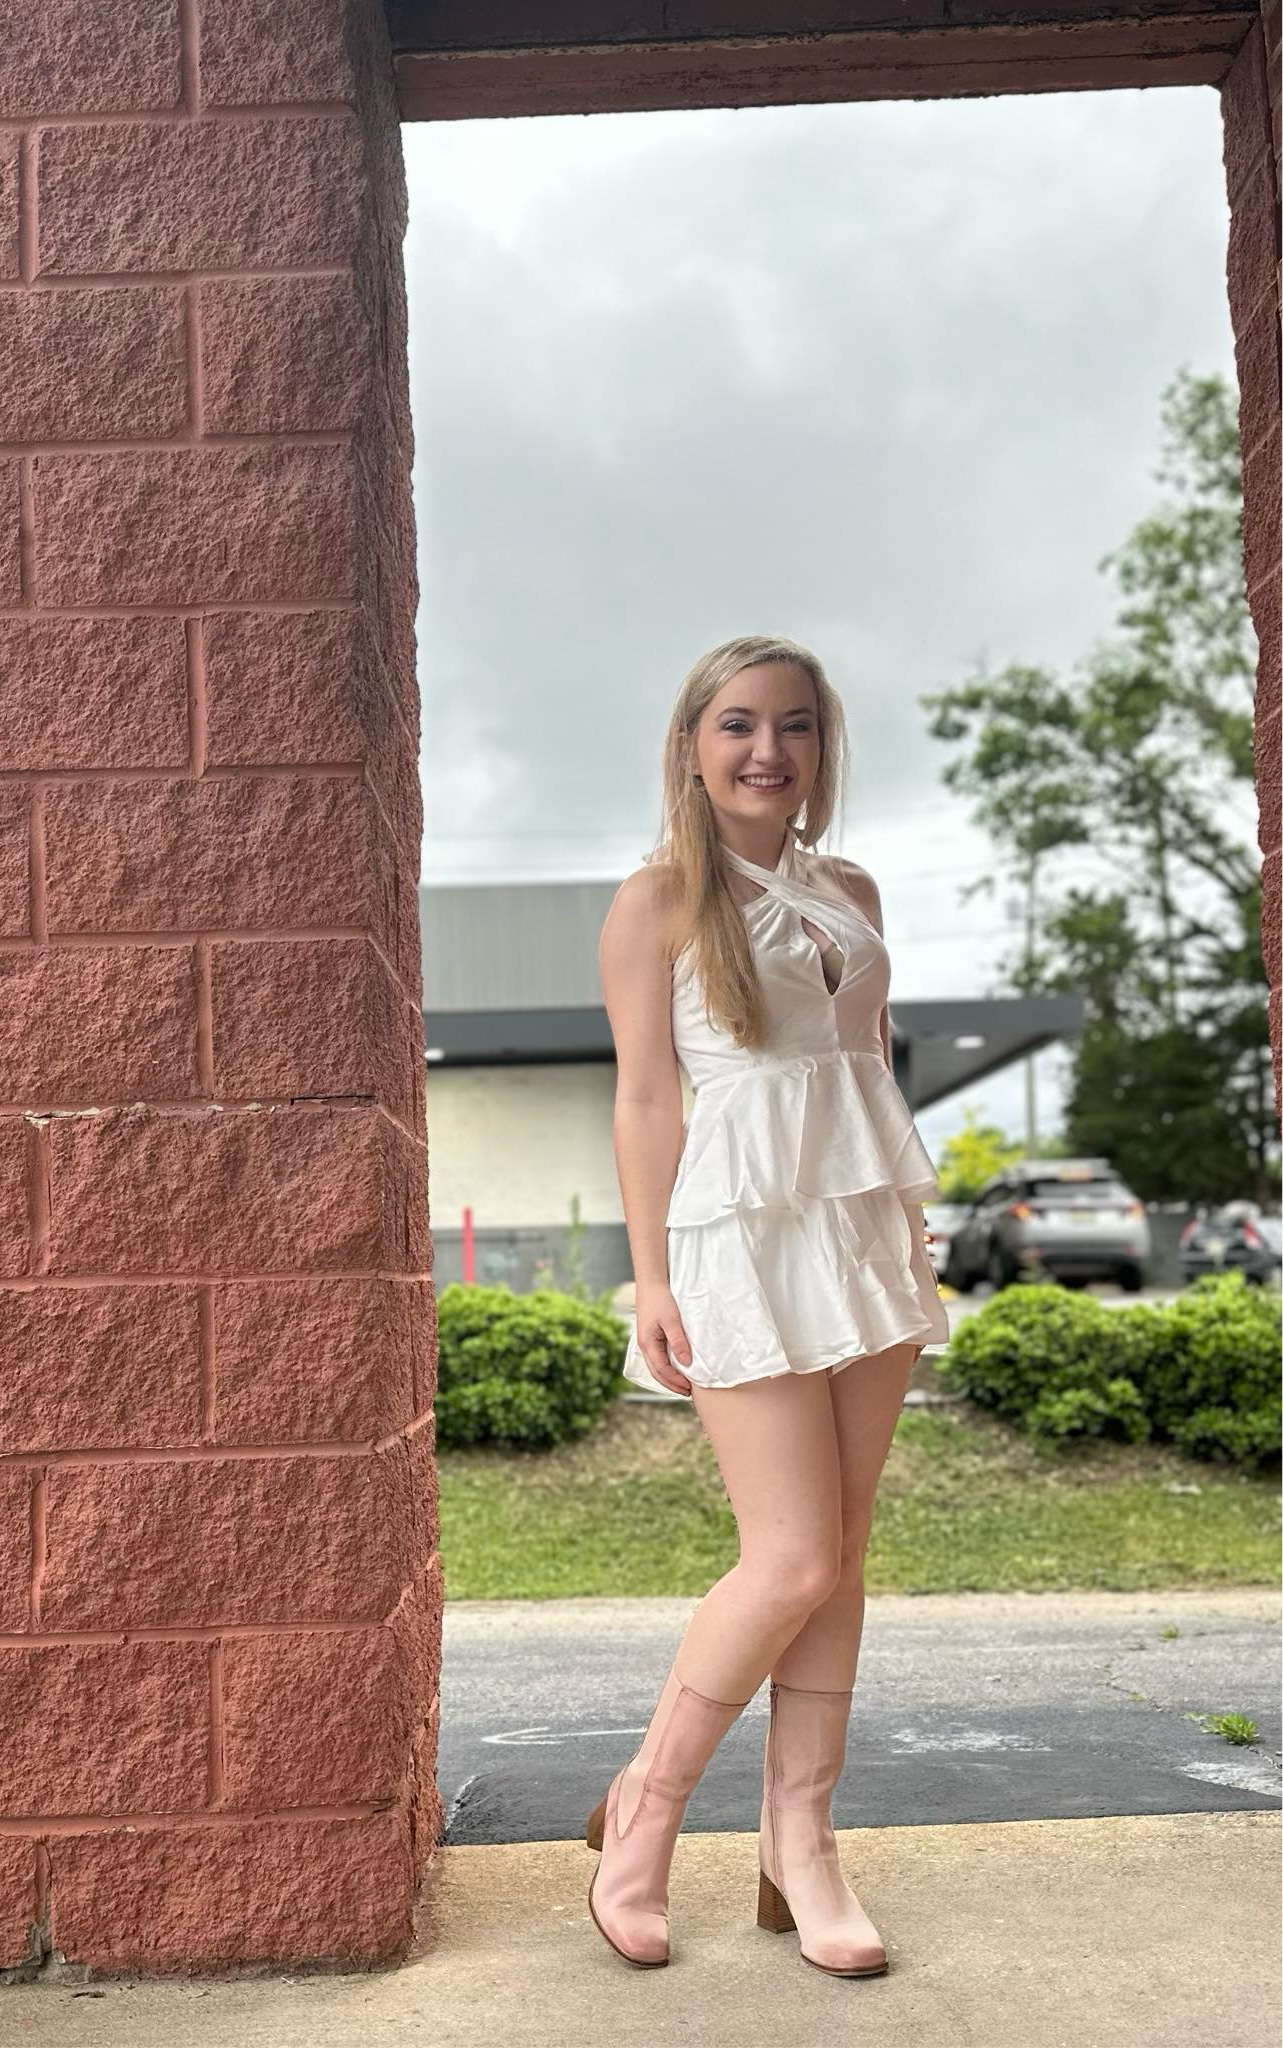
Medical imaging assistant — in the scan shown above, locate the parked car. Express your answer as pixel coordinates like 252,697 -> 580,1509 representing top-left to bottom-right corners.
922,1203 -> 970,1281
941,1158 -> 1151,1293
1178,1202 -> 1283,1287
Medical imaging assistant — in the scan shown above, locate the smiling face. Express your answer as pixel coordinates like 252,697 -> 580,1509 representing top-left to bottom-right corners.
694,661 -> 821,850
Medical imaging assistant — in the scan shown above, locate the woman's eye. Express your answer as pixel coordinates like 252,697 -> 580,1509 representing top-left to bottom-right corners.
721,721 -> 812,734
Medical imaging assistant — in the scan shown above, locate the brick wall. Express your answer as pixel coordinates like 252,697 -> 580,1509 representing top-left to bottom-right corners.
0,0 -> 439,1973
1221,1 -> 1283,1112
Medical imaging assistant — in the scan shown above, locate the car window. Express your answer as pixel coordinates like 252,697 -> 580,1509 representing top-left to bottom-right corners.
925,1204 -> 967,1229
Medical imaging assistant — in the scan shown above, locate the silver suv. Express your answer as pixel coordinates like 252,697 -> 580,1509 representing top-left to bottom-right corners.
942,1158 -> 1151,1293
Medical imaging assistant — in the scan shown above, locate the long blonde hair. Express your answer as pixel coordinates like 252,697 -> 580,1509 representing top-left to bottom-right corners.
646,634 -> 851,1049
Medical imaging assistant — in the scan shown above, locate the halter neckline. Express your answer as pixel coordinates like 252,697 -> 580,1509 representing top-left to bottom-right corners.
721,834 -> 798,883
718,833 -> 881,969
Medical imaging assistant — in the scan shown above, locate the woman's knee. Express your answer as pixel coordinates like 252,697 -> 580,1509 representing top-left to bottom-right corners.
741,1547 -> 843,1618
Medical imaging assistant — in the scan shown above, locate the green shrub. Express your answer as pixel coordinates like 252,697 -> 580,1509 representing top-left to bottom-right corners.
937,1272 -> 1282,1471
1025,1379 -> 1151,1447
1127,1271 -> 1281,1471
936,1285 -> 1149,1444
1169,1401 -> 1282,1467
435,1282 -> 628,1450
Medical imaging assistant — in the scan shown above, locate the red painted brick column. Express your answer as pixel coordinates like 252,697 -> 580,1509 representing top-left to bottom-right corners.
1222,2 -> 1283,1114
0,0 -> 440,1973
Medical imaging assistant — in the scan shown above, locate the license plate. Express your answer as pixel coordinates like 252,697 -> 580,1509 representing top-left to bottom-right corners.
1206,1238 -> 1226,1258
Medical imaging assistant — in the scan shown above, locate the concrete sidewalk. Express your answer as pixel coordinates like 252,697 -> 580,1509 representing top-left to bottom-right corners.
4,1809 -> 1279,2047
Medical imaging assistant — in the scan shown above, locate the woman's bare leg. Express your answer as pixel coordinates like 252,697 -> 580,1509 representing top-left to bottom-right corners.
680,1366 -> 846,1697
770,1340 -> 918,1689
753,1340 -> 919,1972
614,1367 -> 843,1831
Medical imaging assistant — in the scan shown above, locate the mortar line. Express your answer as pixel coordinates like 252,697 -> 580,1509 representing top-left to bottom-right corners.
16,130 -> 37,282
0,1414 -> 432,1468
16,457 -> 35,603
28,1470 -> 47,1628
179,0 -> 201,117
207,1642 -> 225,1805
185,614 -> 208,775
27,780 -> 46,941
185,282 -> 206,439
197,1280 -> 217,1439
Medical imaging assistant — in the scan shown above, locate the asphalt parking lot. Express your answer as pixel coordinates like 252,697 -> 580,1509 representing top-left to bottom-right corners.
438,1587 -> 1282,1847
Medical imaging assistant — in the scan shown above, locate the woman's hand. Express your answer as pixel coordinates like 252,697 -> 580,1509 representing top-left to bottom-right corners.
633,1284 -> 695,1397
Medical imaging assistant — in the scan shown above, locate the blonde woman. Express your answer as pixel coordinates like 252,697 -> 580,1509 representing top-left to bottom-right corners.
591,634 -> 949,1975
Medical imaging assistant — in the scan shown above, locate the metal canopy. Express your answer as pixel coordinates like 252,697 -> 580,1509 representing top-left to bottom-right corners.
417,881 -> 1086,1108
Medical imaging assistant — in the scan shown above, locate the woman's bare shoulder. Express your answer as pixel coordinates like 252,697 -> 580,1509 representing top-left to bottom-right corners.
611,857 -> 680,914
603,859 -> 687,961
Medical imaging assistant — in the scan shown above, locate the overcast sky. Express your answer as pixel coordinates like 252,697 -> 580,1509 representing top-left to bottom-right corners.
401,84 -> 1242,1156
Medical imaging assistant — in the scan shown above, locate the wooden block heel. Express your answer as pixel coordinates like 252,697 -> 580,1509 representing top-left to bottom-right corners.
757,1869 -> 796,1933
758,1680 -> 891,1978
585,1794 -> 607,1852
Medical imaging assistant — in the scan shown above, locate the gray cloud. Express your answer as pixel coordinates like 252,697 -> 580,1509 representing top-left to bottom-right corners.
403,85 -> 1239,1147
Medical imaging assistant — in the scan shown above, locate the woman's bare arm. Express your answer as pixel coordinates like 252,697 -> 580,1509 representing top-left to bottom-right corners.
598,867 -> 685,1288
598,866 -> 695,1393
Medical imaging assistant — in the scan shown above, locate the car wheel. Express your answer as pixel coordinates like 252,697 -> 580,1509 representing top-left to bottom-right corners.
986,1246 -> 1011,1292
943,1256 -> 975,1294
1118,1265 -> 1145,1293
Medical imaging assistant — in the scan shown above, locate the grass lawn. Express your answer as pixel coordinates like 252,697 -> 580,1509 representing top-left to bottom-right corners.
437,1394 -> 1282,1600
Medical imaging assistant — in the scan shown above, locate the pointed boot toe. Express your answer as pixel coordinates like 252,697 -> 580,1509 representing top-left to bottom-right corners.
588,1864 -> 670,1966
585,1680 -> 752,1969
801,1927 -> 888,1977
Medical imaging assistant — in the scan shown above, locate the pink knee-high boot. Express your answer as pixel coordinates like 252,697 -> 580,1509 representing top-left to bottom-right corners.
756,1678 -> 889,1976
586,1676 -> 752,1966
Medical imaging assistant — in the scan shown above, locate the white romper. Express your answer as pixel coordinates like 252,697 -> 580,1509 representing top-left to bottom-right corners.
621,831 -> 950,1391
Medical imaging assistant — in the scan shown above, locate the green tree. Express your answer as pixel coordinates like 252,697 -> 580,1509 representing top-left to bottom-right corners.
922,368 -> 1277,1203
934,1105 -> 1036,1202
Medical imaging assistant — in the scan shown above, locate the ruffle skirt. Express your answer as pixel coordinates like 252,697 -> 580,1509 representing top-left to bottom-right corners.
620,1050 -> 950,1392
621,1186 -> 950,1391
